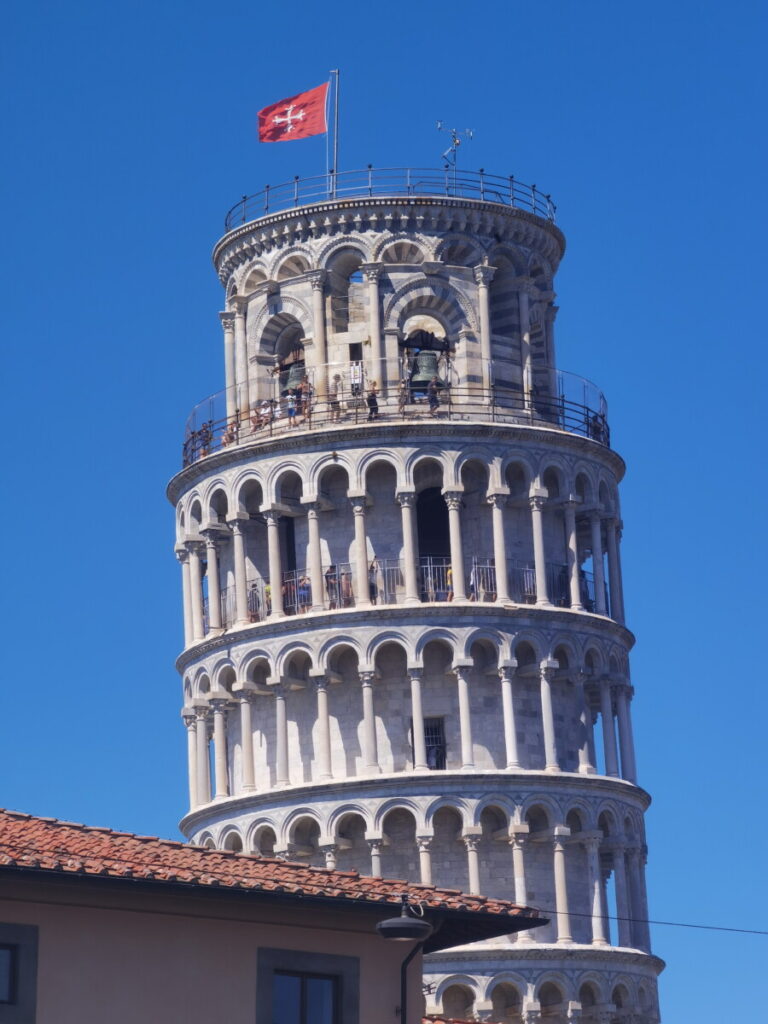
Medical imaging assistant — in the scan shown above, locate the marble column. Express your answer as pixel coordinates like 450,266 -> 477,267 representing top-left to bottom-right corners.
529,495 -> 551,606
360,671 -> 379,773
176,546 -> 193,647
362,264 -> 384,388
539,662 -> 560,772
233,684 -> 256,792
444,491 -> 467,601
233,299 -> 249,417
563,500 -> 584,611
321,844 -> 337,871
589,512 -> 607,615
210,697 -> 230,799
309,270 -> 328,397
220,311 -> 237,420
182,709 -> 197,809
606,518 -> 625,623
599,678 -> 619,777
464,835 -> 481,894
454,665 -> 475,769
409,669 -> 428,771
474,264 -> 496,393
229,518 -> 250,626
194,704 -> 211,805
203,532 -> 223,634
397,492 -> 420,605
186,541 -> 205,641
417,837 -> 433,886
305,502 -> 325,611
264,509 -> 284,617
488,493 -> 511,603
273,684 -> 289,786
575,672 -> 596,774
499,663 -> 521,769
350,495 -> 371,608
612,845 -> 633,947
627,846 -> 645,950
518,285 -> 532,406
314,676 -> 332,781
615,682 -> 637,783
552,831 -> 573,943
584,835 -> 608,945
367,839 -> 382,877
510,832 -> 529,908
606,516 -> 626,618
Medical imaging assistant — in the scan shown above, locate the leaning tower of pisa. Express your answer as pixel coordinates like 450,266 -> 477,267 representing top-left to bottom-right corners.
169,168 -> 664,1023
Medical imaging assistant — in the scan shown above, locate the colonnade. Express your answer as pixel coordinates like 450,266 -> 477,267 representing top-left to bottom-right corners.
219,259 -> 509,407
175,496 -> 626,647
181,663 -> 637,810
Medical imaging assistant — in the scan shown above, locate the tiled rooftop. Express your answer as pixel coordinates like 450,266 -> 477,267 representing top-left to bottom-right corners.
0,809 -> 542,934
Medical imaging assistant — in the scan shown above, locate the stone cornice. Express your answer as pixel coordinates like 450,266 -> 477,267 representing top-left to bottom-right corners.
167,420 -> 626,505
212,196 -> 565,284
424,944 -> 665,975
173,602 -> 635,675
179,768 -> 650,835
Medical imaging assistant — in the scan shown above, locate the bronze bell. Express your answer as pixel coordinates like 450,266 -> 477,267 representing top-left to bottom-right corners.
410,350 -> 441,387
281,361 -> 306,393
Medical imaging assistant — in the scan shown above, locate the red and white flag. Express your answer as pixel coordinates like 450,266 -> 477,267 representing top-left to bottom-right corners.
258,83 -> 329,142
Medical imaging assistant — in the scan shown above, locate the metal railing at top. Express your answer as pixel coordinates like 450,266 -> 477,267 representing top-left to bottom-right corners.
223,167 -> 556,232
181,368 -> 609,468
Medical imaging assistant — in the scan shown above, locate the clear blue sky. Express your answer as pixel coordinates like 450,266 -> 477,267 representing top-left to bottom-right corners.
2,2 -> 766,1020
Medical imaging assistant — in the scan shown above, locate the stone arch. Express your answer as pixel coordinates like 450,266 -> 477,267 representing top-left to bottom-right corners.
372,233 -> 427,263
193,669 -> 211,698
424,796 -> 471,830
272,248 -> 313,280
211,659 -> 237,693
367,633 -> 410,667
540,461 -> 568,499
453,448 -> 493,489
523,800 -> 556,832
197,832 -> 215,849
537,978 -> 568,1017
513,635 -> 545,667
241,651 -> 272,684
384,278 -> 478,335
250,298 -> 312,352
489,978 -> 524,1021
373,797 -> 424,833
462,627 -> 505,662
358,449 -> 405,491
435,233 -> 486,267
233,473 -> 264,517
309,451 -> 356,496
204,482 -> 229,524
248,819 -> 278,856
317,635 -> 362,673
574,465 -> 597,504
269,463 -> 305,506
414,628 -> 459,663
276,643 -> 315,679
282,807 -> 323,849
327,803 -> 372,837
487,242 -> 528,276
473,794 -> 514,827
502,455 -> 534,496
611,981 -> 632,1013
239,263 -> 269,294
551,638 -> 580,672
440,980 -> 477,1021
220,827 -> 244,852
314,236 -> 371,269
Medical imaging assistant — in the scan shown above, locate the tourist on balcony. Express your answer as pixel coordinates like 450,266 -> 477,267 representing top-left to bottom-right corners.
329,374 -> 342,422
366,382 -> 379,421
325,564 -> 339,609
221,420 -> 237,447
368,559 -> 379,604
287,392 -> 298,427
427,376 -> 440,417
297,575 -> 311,613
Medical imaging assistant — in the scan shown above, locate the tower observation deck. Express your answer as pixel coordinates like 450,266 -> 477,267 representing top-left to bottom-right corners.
168,167 -> 663,1023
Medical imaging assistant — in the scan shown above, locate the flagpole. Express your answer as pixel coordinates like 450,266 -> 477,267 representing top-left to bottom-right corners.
330,68 -> 340,189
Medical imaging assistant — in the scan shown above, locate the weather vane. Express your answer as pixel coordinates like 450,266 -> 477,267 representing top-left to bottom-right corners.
436,121 -> 474,168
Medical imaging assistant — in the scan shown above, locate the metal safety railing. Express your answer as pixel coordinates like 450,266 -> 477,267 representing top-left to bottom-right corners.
223,167 -> 556,232
181,368 -> 609,468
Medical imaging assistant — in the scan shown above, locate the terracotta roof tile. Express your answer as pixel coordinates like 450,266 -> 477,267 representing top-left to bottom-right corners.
0,808 -> 541,927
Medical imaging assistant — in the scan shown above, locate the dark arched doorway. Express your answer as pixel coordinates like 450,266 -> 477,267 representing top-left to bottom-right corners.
417,487 -> 450,600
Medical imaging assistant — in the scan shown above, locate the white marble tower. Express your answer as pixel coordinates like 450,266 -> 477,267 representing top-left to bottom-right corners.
168,169 -> 663,1023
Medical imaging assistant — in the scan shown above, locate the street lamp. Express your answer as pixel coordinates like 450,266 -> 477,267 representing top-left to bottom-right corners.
376,895 -> 434,1024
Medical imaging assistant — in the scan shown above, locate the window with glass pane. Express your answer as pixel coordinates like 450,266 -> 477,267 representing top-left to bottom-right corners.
0,944 -> 17,1004
273,970 -> 338,1024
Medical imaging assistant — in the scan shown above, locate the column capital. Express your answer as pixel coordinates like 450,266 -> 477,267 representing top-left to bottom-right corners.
231,295 -> 248,315
181,707 -> 196,727
360,262 -> 384,283
442,489 -> 463,511
416,836 -> 433,852
209,694 -> 233,710
463,834 -> 481,852
407,666 -> 423,681
184,537 -> 205,555
487,490 -> 509,510
192,702 -> 210,723
366,838 -> 382,853
359,670 -> 375,686
262,506 -> 281,526
348,495 -> 367,515
313,674 -> 329,692
529,493 -> 547,512
175,544 -> 190,565
232,682 -> 258,701
473,263 -> 496,286
308,269 -> 327,290
226,514 -> 248,533
540,657 -> 558,678
396,490 -> 416,509
219,310 -> 235,329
